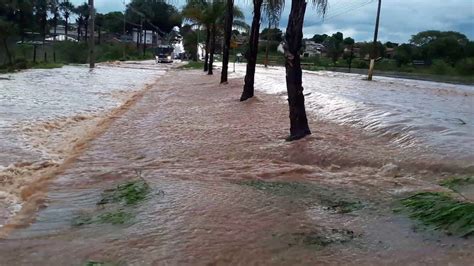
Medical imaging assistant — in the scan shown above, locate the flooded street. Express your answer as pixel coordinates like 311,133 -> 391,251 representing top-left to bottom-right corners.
0,65 -> 473,265
232,64 -> 474,166
0,61 -> 172,226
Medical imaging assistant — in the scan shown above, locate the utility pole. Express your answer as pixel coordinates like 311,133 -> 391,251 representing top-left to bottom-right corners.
88,0 -> 95,68
123,0 -> 126,59
367,0 -> 381,81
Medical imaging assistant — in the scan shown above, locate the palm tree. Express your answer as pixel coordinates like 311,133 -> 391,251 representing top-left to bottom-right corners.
75,3 -> 89,41
183,1 -> 244,75
220,0 -> 234,83
182,0 -> 209,72
59,0 -> 74,40
49,0 -> 59,41
240,0 -> 283,101
284,0 -> 327,141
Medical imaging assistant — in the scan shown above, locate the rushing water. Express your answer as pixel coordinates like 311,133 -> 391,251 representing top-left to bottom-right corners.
233,64 -> 474,164
0,71 -> 472,265
0,61 -> 171,226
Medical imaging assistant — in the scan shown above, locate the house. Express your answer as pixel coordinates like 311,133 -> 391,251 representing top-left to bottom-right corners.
303,40 -> 325,57
131,29 -> 155,45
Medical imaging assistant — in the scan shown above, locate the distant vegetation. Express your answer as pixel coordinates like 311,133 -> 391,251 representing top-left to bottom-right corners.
0,0 -> 182,72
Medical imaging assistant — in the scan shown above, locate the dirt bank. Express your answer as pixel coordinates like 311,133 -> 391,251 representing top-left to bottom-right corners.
0,69 -> 472,265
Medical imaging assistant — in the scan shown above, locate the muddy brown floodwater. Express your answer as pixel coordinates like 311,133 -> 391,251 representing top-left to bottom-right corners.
0,69 -> 473,265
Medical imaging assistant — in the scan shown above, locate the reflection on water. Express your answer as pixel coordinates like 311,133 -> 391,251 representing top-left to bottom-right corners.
0,61 -> 170,226
233,65 -> 474,163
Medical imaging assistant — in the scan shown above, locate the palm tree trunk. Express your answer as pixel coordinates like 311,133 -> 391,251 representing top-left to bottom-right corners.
98,26 -> 101,44
65,17 -> 69,40
208,25 -> 216,75
85,21 -> 89,41
204,27 -> 210,72
265,21 -> 270,68
2,38 -> 12,65
143,29 -> 147,56
284,0 -> 311,141
77,23 -> 80,41
220,0 -> 234,84
240,0 -> 263,101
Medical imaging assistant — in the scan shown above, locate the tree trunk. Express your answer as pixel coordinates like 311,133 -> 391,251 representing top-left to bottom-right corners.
77,23 -> 81,41
283,0 -> 311,141
65,17 -> 69,40
143,29 -> 146,56
220,0 -> 234,84
208,25 -> 216,75
84,21 -> 89,41
265,21 -> 271,68
2,38 -> 12,65
240,0 -> 263,101
98,26 -> 101,44
204,27 -> 210,72
53,18 -> 57,41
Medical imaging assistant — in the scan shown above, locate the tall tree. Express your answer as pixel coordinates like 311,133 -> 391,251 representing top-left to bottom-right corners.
0,17 -> 16,65
283,0 -> 327,141
75,3 -> 89,41
59,0 -> 74,40
220,0 -> 234,83
49,0 -> 59,41
240,0 -> 283,101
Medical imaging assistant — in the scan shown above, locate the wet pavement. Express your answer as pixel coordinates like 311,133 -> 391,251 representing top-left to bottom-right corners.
0,69 -> 472,265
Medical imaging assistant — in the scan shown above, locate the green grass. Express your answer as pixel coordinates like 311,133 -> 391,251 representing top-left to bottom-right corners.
73,177 -> 151,227
400,192 -> 474,237
178,61 -> 204,70
98,179 -> 151,206
97,211 -> 133,225
439,176 -> 474,191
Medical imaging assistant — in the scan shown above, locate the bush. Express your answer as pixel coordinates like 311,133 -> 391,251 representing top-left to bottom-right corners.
431,60 -> 456,75
455,57 -> 474,76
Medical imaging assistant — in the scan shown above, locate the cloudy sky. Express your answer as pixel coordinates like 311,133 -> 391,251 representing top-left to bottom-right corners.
71,0 -> 474,43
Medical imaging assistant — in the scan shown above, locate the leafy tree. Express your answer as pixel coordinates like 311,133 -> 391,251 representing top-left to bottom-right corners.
0,17 -> 17,65
343,37 -> 354,46
312,33 -> 327,43
384,41 -> 398,48
394,43 -> 414,66
410,30 -> 468,46
100,12 -> 125,35
261,27 -> 283,42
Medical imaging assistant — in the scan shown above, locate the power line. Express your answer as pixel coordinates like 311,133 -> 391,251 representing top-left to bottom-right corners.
314,0 -> 375,24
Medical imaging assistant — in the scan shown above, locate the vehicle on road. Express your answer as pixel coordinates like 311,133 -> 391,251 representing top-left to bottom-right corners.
155,45 -> 174,63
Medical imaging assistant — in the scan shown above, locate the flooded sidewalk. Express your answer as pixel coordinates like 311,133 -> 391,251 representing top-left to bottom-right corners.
0,69 -> 472,265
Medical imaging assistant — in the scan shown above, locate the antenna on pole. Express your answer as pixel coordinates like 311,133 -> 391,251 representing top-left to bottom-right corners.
88,0 -> 95,68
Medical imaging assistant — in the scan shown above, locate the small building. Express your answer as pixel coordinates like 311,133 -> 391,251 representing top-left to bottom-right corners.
303,40 -> 325,57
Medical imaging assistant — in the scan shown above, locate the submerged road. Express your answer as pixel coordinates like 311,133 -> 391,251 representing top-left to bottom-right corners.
0,68 -> 473,265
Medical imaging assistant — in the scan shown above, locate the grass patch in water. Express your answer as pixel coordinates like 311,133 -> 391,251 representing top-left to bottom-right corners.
73,173 -> 152,227
439,176 -> 474,190
98,179 -> 151,206
400,192 -> 474,237
97,210 -> 133,225
73,210 -> 132,226
237,179 -> 364,213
